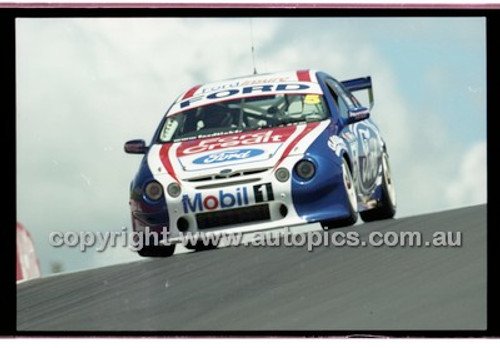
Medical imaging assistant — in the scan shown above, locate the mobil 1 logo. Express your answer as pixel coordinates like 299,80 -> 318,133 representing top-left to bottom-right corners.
253,183 -> 274,203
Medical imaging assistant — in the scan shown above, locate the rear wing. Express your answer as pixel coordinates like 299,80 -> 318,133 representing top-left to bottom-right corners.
341,76 -> 374,110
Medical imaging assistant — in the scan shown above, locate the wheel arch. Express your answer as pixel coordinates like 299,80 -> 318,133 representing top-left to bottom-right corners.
341,150 -> 354,174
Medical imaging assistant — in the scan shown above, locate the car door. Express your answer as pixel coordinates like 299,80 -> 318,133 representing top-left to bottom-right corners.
326,78 -> 381,197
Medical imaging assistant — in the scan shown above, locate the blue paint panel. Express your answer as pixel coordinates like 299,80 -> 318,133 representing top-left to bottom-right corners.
291,125 -> 353,222
341,76 -> 372,92
129,153 -> 169,232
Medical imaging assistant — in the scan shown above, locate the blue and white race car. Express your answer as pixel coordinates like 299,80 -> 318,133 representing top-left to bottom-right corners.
125,70 -> 396,256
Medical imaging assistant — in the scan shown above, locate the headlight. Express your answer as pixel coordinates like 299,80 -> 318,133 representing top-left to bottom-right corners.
144,181 -> 163,201
167,182 -> 181,198
294,160 -> 316,180
275,167 -> 290,182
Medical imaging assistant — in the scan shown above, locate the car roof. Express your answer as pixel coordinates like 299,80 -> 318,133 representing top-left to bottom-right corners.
178,69 -> 320,101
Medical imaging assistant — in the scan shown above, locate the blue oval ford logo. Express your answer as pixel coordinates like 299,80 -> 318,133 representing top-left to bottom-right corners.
193,148 -> 264,165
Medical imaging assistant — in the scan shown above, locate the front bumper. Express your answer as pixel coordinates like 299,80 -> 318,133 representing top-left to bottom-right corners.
130,154 -> 353,242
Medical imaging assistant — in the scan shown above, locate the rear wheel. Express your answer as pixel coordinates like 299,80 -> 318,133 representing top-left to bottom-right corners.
322,157 -> 358,229
138,244 -> 176,257
360,151 -> 396,222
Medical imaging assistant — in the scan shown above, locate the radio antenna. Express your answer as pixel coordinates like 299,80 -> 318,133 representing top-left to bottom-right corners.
250,19 -> 258,75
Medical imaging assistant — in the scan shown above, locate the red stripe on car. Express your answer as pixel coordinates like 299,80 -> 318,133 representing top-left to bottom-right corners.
159,143 -> 179,182
274,122 -> 319,169
296,70 -> 311,82
182,84 -> 201,100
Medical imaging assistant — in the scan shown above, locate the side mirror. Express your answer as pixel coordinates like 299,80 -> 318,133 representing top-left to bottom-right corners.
124,139 -> 148,154
347,107 -> 370,124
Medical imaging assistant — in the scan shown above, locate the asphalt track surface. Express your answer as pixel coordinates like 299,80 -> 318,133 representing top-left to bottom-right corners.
17,205 -> 486,331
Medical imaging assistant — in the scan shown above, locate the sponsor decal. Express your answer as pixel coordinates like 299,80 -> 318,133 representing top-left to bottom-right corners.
183,187 -> 249,214
357,127 -> 379,186
180,83 -> 312,109
200,77 -> 290,94
253,183 -> 274,203
177,127 -> 296,156
342,131 -> 356,143
192,148 -> 264,165
182,184 -> 274,214
167,79 -> 324,116
304,94 -> 321,104
328,135 -> 348,156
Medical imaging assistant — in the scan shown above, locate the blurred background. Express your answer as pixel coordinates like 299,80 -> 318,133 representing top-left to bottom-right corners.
16,17 -> 486,275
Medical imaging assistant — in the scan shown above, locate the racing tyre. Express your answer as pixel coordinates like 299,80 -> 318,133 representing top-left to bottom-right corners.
138,244 -> 176,257
360,151 -> 396,222
185,239 -> 219,252
322,157 -> 358,229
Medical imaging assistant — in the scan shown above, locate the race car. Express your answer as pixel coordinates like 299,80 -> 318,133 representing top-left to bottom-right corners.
125,69 -> 396,256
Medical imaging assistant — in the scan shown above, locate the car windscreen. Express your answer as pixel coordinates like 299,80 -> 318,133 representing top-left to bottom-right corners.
157,93 -> 328,143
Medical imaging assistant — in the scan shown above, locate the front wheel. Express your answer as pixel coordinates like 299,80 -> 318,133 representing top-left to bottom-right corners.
185,240 -> 219,252
322,157 -> 358,229
360,151 -> 397,222
138,244 -> 176,257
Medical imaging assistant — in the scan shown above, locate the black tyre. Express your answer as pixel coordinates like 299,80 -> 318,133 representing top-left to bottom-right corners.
360,151 -> 397,222
137,244 -> 176,257
185,239 -> 219,252
322,157 -> 358,229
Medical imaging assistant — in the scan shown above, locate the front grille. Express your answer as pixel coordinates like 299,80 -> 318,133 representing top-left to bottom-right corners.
195,178 -> 261,190
196,204 -> 270,230
185,168 -> 268,183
